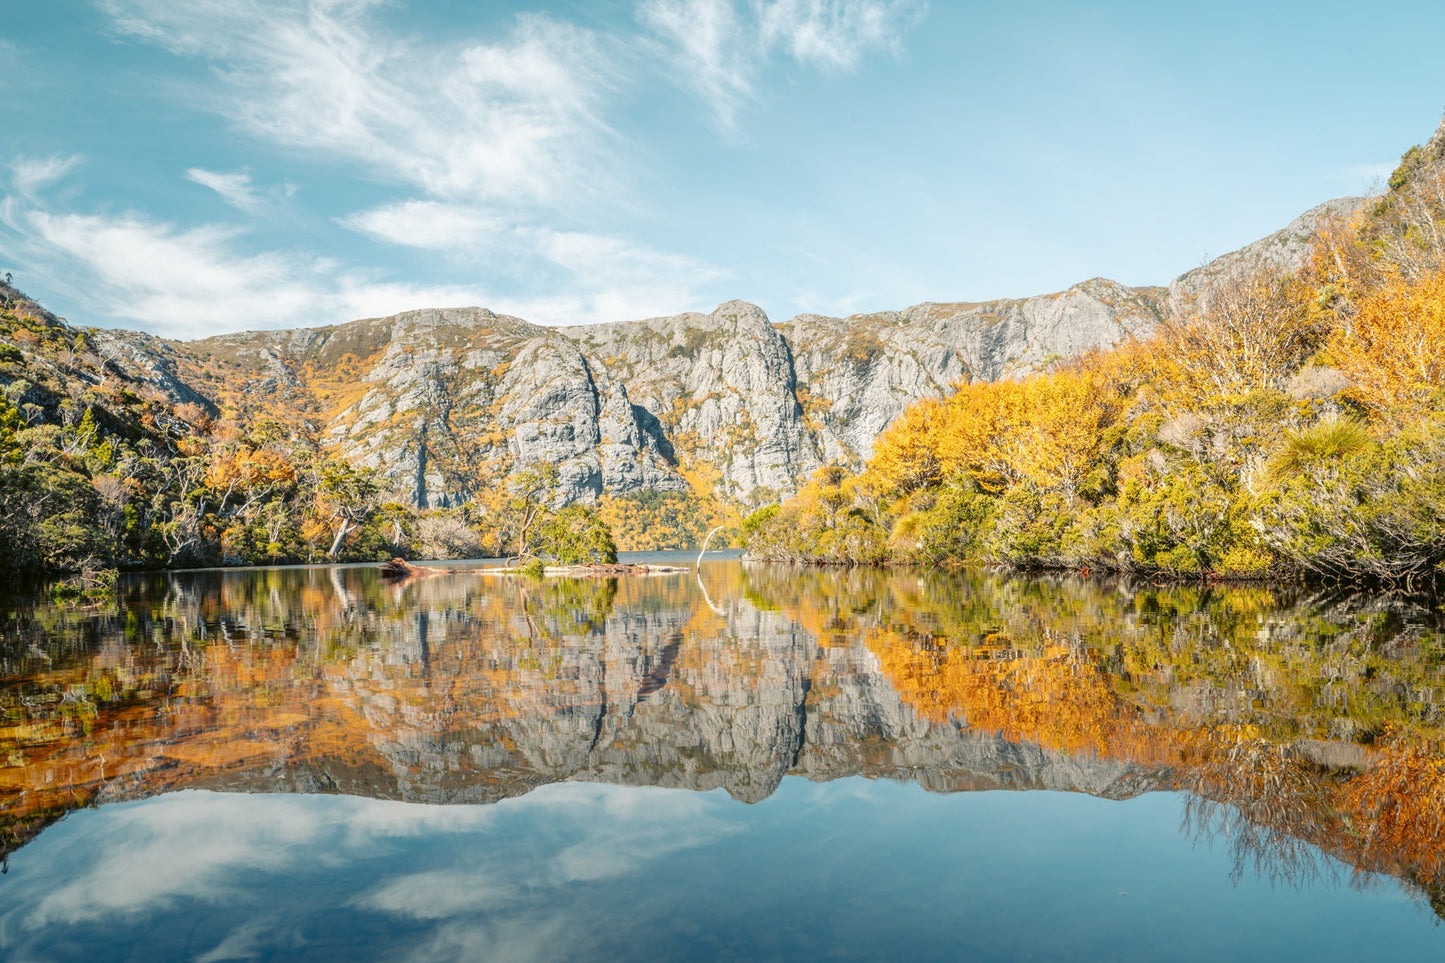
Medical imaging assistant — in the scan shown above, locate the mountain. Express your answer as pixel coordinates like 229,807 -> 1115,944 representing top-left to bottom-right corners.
10,197 -> 1364,511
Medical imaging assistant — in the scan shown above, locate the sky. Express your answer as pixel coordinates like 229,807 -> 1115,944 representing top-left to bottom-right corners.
2,0 -> 1444,340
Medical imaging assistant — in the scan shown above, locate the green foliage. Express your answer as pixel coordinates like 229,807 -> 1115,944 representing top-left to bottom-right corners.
1260,421 -> 1445,582
0,462 -> 108,575
1265,416 -> 1373,485
894,487 -> 995,564
537,505 -> 618,565
740,504 -> 779,541
1389,145 -> 1423,192
743,468 -> 889,565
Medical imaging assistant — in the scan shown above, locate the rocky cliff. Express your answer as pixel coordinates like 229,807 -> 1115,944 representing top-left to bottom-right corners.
64,200 -> 1352,509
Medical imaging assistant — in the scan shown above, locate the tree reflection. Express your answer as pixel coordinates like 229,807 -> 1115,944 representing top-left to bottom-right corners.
3,563 -> 1445,909
1181,737 -> 1339,887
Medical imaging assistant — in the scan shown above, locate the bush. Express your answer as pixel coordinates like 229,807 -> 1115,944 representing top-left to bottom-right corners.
537,505 -> 618,565
415,511 -> 484,560
1259,421 -> 1445,581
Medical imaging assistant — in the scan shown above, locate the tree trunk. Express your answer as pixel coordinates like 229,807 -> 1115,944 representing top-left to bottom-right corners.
328,517 -> 353,559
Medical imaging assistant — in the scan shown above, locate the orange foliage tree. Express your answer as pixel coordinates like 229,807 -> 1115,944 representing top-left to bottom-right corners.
1328,271 -> 1445,418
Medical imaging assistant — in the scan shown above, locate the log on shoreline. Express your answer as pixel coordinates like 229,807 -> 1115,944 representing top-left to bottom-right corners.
379,557 -> 448,580
379,558 -> 690,580
540,563 -> 690,577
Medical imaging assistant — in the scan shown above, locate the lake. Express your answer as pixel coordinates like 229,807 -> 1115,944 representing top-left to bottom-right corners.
3,555 -> 1444,961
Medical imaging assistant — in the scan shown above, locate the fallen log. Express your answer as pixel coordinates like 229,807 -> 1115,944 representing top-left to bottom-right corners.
379,558 -> 690,580
379,557 -> 447,580
541,563 -> 690,577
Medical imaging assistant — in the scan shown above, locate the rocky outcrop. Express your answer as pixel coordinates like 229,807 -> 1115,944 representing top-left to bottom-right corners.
76,199 -> 1354,508
786,277 -> 1165,465
565,300 -> 815,498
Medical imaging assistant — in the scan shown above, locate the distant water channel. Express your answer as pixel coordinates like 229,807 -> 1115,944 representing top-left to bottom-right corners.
3,556 -> 1445,961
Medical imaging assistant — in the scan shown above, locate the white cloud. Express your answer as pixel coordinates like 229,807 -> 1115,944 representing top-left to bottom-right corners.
503,228 -> 728,326
760,0 -> 923,68
638,0 -> 756,128
344,200 -> 508,250
640,0 -> 924,126
359,869 -> 520,920
10,155 -> 83,197
2,205 -> 490,336
24,793 -> 321,927
102,0 -> 617,205
185,167 -> 264,213
342,199 -> 727,324
1,197 -> 721,334
0,785 -> 743,962
356,783 -> 735,920
344,200 -> 712,276
194,919 -> 276,963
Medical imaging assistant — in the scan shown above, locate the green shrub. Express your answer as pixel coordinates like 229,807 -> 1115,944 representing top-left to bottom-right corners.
538,505 -> 618,565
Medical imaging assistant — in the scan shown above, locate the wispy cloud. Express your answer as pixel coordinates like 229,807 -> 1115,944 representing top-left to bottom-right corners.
343,200 -> 509,250
761,0 -> 924,68
1,204 -> 492,336
184,167 -> 293,215
0,785 -> 739,961
1,197 -> 722,335
640,0 -> 925,127
102,0 -> 617,205
638,0 -> 756,128
74,1 -> 722,332
36,0 -> 918,335
343,199 -> 728,323
10,155 -> 83,197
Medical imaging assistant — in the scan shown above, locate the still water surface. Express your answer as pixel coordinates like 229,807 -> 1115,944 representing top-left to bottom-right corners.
3,556 -> 1445,960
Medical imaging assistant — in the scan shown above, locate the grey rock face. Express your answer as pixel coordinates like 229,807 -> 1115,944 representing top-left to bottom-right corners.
787,277 -> 1165,465
82,201 -> 1352,508
89,329 -> 220,415
565,299 -> 815,498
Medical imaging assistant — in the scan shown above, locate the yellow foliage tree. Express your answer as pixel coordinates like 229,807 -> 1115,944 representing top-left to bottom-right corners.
1004,371 -> 1118,500
935,380 -> 1019,489
1328,271 -> 1445,418
867,396 -> 945,494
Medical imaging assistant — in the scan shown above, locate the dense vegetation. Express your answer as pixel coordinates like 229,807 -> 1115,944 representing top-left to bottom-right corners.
0,296 -> 633,579
745,130 -> 1445,586
8,124 -> 1445,585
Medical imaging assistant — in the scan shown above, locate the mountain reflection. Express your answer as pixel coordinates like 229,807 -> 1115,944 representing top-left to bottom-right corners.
3,563 -> 1445,910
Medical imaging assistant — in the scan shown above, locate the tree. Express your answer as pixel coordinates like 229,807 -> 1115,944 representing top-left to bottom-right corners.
1327,271 -> 1445,419
1006,370 -> 1118,502
868,396 -> 944,494
537,504 -> 618,564
1156,270 -> 1324,403
484,462 -> 561,560
315,460 -> 384,559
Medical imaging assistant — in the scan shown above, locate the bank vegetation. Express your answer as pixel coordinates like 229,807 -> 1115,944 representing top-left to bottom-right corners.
745,135 -> 1445,586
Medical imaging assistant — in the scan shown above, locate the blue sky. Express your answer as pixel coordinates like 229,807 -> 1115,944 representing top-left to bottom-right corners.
2,0 -> 1444,339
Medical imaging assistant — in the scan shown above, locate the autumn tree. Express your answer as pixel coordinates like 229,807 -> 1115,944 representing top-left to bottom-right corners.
1156,270 -> 1324,403
1005,370 -> 1119,502
935,380 -> 1019,490
868,396 -> 944,495
472,462 -> 564,560
315,460 -> 385,559
1327,271 -> 1445,419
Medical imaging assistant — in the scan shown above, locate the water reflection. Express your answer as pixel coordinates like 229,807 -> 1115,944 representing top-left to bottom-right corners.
3,562 -> 1445,915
